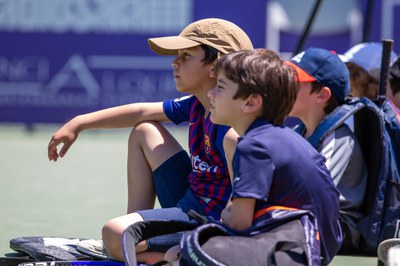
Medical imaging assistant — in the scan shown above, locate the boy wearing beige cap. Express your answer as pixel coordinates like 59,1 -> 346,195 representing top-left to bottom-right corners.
47,18 -> 253,262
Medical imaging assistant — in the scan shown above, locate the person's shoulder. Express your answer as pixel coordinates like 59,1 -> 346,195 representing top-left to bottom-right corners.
332,122 -> 357,140
237,127 -> 268,152
244,123 -> 300,142
321,123 -> 364,162
171,94 -> 196,104
237,124 -> 289,150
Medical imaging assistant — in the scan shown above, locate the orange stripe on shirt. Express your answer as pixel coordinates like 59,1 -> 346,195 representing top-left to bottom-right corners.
253,205 -> 299,220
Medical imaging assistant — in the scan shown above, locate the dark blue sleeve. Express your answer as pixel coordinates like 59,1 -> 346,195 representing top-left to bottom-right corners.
163,95 -> 194,125
232,138 -> 273,202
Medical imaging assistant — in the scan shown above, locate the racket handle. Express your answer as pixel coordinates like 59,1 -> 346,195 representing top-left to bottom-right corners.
378,39 -> 394,106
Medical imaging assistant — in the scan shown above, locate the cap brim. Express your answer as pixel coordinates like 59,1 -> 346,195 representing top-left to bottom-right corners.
338,54 -> 349,63
285,61 -> 316,82
148,36 -> 201,55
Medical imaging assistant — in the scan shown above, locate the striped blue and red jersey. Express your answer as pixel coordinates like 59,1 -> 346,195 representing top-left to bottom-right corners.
163,95 -> 232,219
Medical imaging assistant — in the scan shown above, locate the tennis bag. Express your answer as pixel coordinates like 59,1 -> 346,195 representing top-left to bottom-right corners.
122,208 -> 321,266
295,96 -> 400,254
9,236 -> 93,261
8,237 -> 130,266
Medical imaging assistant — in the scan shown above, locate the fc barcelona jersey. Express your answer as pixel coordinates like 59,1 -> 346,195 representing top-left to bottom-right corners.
163,95 -> 232,219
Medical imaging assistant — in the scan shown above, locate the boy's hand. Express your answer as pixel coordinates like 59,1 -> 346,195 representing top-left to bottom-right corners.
221,198 -> 255,230
47,121 -> 79,161
221,205 -> 232,223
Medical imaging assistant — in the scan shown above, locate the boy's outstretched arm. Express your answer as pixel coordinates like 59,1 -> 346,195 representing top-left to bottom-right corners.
221,198 -> 255,231
47,102 -> 168,161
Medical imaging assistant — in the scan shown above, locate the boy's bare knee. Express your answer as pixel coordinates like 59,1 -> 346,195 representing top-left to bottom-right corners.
102,221 -> 124,260
130,122 -> 160,136
128,121 -> 162,148
102,213 -> 145,261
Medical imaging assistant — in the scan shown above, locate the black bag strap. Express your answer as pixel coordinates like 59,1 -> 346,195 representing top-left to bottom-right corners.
307,98 -> 365,149
122,220 -> 197,266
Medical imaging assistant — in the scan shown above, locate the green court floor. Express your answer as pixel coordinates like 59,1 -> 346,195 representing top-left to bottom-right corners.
0,124 -> 378,265
0,124 -> 185,256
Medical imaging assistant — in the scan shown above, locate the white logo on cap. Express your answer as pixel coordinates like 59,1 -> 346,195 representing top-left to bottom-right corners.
292,51 -> 305,63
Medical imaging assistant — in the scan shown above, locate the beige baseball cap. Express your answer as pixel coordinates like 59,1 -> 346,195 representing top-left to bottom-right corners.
148,18 -> 253,55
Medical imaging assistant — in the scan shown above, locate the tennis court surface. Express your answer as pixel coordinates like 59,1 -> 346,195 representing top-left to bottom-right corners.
0,124 -> 378,265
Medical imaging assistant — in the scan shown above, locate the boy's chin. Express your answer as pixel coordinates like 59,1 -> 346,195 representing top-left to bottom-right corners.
210,114 -> 230,127
210,115 -> 218,124
210,114 -> 221,124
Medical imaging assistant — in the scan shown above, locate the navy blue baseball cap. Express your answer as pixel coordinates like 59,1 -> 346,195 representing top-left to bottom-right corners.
287,47 -> 350,102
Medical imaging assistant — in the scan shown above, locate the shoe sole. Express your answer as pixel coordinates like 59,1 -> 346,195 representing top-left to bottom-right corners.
77,243 -> 112,260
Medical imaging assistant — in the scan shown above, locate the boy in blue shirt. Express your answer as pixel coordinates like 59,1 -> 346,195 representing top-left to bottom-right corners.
207,48 -> 342,264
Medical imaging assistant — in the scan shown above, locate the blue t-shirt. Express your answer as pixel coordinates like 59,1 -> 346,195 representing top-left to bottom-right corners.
232,119 -> 341,264
163,95 -> 231,219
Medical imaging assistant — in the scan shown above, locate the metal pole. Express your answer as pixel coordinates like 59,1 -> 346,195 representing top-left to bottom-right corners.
293,0 -> 324,56
363,0 -> 375,42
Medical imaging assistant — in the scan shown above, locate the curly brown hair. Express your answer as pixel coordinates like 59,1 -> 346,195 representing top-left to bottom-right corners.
346,62 -> 378,100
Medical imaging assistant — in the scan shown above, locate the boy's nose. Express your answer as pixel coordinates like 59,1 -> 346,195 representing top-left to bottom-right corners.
171,61 -> 176,68
172,58 -> 178,68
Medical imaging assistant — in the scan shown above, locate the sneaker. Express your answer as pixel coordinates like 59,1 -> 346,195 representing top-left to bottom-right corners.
377,238 -> 400,264
77,239 -> 113,260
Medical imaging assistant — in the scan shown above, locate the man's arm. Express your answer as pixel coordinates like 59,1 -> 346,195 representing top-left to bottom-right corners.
221,198 -> 255,231
48,102 -> 168,161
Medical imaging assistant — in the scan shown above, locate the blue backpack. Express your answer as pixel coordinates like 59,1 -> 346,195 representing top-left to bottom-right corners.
295,96 -> 400,254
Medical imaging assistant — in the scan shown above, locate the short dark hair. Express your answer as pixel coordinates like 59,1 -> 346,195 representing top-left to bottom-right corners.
214,49 -> 299,125
310,81 -> 340,114
200,45 -> 219,65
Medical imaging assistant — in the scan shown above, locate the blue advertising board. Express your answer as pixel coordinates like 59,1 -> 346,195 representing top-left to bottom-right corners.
0,0 -> 399,124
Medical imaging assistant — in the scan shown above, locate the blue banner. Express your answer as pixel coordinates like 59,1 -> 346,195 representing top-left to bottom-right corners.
0,0 -> 398,124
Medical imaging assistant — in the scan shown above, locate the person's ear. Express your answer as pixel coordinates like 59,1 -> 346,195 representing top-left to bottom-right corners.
209,62 -> 217,78
316,87 -> 332,103
243,94 -> 263,113
210,68 -> 215,78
